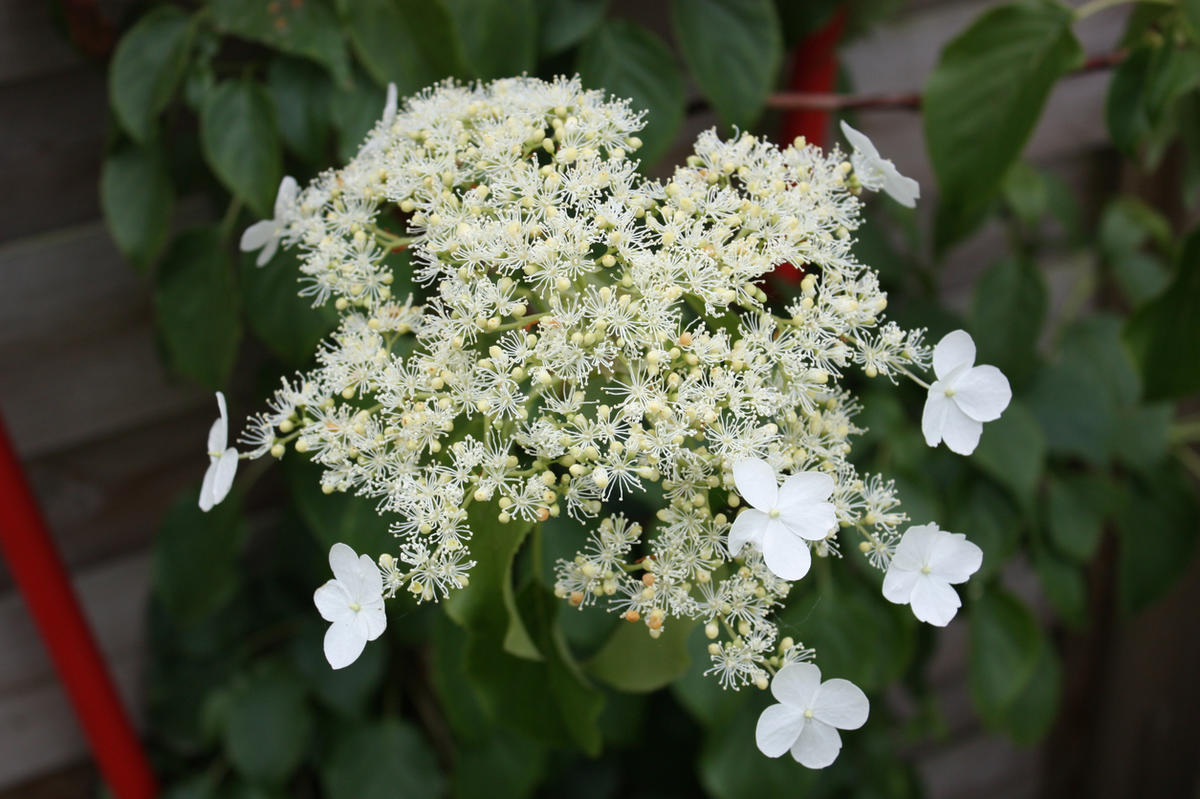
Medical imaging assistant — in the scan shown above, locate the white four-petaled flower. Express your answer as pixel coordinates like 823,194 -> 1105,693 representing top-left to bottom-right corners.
199,391 -> 238,512
883,523 -> 982,626
239,175 -> 298,266
840,120 -> 920,208
921,329 -> 1012,456
314,543 -> 388,669
729,459 -> 837,581
756,662 -> 870,769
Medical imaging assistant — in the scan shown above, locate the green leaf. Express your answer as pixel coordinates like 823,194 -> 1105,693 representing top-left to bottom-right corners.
982,633 -> 1062,743
670,625 -> 742,728
321,720 -> 444,799
972,400 -> 1046,508
669,0 -> 782,130
575,20 -> 684,167
290,620 -> 387,716
586,617 -> 694,692
241,248 -> 338,366
153,229 -> 242,389
968,257 -> 1047,386
1059,315 -> 1141,407
1125,227 -> 1200,400
1115,464 -> 1200,614
968,589 -> 1042,720
1031,540 -> 1088,629
153,489 -> 247,626
285,457 -> 393,555
1001,162 -> 1048,229
210,0 -> 351,86
100,142 -> 174,271
1043,473 -> 1106,561
924,2 -> 1083,248
443,0 -> 537,78
344,0 -> 464,93
699,701 -> 822,799
948,479 -> 1021,581
223,665 -> 312,784
454,734 -> 546,799
1107,46 -> 1153,156
1026,360 -> 1111,466
537,0 -> 610,56
201,80 -> 283,218
330,68 -> 389,163
109,6 -> 194,142
266,57 -> 332,165
1185,0 -> 1200,39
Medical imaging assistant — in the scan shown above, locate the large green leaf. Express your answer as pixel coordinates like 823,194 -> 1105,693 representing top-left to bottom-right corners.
1115,465 -> 1200,614
1031,536 -> 1088,629
537,0 -> 610,56
1026,360 -> 1111,466
980,629 -> 1062,742
290,620 -> 387,716
210,0 -> 351,86
241,248 -> 339,366
575,20 -> 685,167
947,479 -> 1022,581
924,2 -> 1083,248
153,489 -> 247,626
223,665 -> 312,784
321,720 -> 444,799
266,57 -> 332,165
443,0 -> 537,78
1043,473 -> 1106,562
968,257 -> 1047,387
586,617 -> 694,692
344,0 -> 464,93
153,229 -> 242,389
100,142 -> 174,271
200,80 -> 283,218
285,458 -> 393,555
699,701 -> 823,799
670,625 -> 742,728
453,733 -> 546,799
109,6 -> 194,142
669,0 -> 782,130
968,590 -> 1043,723
1125,227 -> 1200,400
972,400 -> 1046,508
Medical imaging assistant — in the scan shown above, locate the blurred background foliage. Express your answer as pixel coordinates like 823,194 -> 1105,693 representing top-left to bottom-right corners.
87,0 -> 1200,796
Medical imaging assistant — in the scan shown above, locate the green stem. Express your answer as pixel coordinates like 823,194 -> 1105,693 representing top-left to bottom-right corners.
218,196 -> 243,244
1169,421 -> 1200,443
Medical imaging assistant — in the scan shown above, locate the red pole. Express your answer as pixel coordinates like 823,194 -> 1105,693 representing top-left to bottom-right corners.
781,8 -> 848,150
0,415 -> 157,798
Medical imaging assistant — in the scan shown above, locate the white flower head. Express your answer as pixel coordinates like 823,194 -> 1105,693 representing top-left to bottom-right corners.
199,391 -> 238,512
729,459 -> 837,581
313,543 -> 387,669
382,82 -> 398,127
921,330 -> 1012,455
840,120 -> 919,207
756,662 -> 869,768
882,523 -> 982,626
239,175 -> 299,266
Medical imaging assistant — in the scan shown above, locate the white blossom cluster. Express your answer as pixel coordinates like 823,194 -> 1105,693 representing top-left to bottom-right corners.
236,76 -> 944,694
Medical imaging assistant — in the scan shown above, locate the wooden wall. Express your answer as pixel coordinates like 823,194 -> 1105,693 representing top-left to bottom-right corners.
0,0 -> 1195,796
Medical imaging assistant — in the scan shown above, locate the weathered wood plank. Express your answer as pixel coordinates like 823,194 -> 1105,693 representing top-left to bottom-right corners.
0,1 -> 85,86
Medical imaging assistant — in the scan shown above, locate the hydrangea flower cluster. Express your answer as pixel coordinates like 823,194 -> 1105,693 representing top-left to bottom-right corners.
212,76 -> 1009,767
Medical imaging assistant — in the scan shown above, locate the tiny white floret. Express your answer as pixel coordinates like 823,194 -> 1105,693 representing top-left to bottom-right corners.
840,120 -> 920,207
199,391 -> 238,512
755,662 -> 869,768
382,82 -> 398,127
239,175 -> 299,266
882,523 -> 982,626
921,329 -> 1012,455
729,458 -> 837,581
313,543 -> 387,669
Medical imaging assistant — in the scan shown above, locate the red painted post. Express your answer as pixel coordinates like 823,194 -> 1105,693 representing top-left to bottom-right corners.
0,415 -> 158,798
781,8 -> 848,150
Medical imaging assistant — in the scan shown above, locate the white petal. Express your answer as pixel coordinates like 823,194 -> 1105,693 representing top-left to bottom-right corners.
328,543 -> 362,587
208,392 -> 229,452
314,580 -> 354,624
811,679 -> 869,730
732,458 -> 778,511
881,566 -> 918,605
360,601 -> 387,641
755,704 -> 805,758
762,523 -> 812,581
239,219 -> 276,253
932,330 -> 976,380
922,391 -> 949,448
941,403 -> 984,455
929,534 -> 983,584
209,448 -> 238,505
275,175 -> 298,215
255,233 -> 279,267
791,718 -> 842,769
891,524 -> 943,571
839,120 -> 879,160
777,472 -> 834,507
352,553 -> 384,602
324,621 -> 367,669
780,502 -> 837,542
771,662 -> 822,708
198,463 -> 217,512
909,576 -> 962,626
728,508 -> 768,556
953,365 -> 1011,422
382,82 -> 398,126
881,165 -> 920,207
